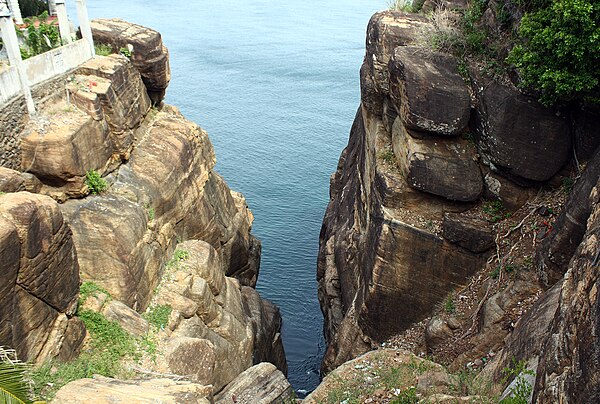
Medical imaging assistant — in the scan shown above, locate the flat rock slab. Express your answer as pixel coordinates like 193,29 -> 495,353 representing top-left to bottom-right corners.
52,376 -> 212,403
392,119 -> 483,201
442,212 -> 494,253
477,82 -> 571,182
390,46 -> 471,136
215,363 -> 292,404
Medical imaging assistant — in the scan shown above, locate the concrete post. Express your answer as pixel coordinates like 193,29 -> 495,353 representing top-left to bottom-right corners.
75,0 -> 95,56
54,0 -> 71,44
48,0 -> 57,16
7,0 -> 22,25
0,5 -> 35,115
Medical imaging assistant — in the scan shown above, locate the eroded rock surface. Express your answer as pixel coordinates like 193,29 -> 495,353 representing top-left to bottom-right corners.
61,106 -> 259,310
389,47 -> 471,136
214,363 -> 293,404
90,19 -> 170,103
476,82 -> 571,183
0,192 -> 81,363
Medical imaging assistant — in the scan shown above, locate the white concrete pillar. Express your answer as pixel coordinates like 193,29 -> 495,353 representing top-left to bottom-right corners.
75,0 -> 95,56
0,5 -> 35,115
7,0 -> 22,25
48,0 -> 58,16
54,0 -> 71,44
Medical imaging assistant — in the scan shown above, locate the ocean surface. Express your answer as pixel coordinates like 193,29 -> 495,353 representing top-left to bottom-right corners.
73,0 -> 387,393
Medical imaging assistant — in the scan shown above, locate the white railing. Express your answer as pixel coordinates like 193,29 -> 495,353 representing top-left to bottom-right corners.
0,0 -> 94,113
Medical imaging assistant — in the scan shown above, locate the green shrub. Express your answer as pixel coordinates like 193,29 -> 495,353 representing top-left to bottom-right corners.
85,170 -> 107,194
94,43 -> 113,56
482,200 -> 511,223
508,0 -> 600,105
444,296 -> 456,313
500,359 -> 535,403
18,11 -> 61,60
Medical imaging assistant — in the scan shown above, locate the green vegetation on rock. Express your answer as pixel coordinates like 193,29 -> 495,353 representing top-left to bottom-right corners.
143,304 -> 172,330
508,0 -> 600,105
94,43 -> 114,56
84,170 -> 107,194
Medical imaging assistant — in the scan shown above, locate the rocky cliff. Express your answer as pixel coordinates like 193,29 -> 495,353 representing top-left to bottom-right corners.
0,19 -> 289,402
318,5 -> 598,401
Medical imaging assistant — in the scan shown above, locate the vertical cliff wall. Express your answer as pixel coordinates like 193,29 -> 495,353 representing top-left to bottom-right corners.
317,8 -> 582,374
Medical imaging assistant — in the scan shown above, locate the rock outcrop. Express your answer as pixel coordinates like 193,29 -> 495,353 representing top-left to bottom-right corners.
214,363 -> 293,404
0,192 -> 83,364
318,7 -> 583,376
90,19 -> 171,104
0,18 -> 285,401
139,240 -> 286,391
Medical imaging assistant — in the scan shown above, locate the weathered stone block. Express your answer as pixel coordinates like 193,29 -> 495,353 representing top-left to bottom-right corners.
389,47 -> 471,136
476,82 -> 571,182
91,19 -> 171,103
392,119 -> 483,201
214,363 -> 293,404
362,11 -> 430,115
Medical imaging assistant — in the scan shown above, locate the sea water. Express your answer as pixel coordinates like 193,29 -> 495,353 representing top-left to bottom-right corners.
73,0 -> 387,393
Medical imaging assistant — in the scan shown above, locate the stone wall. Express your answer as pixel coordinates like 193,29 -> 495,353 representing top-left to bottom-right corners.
0,72 -> 71,170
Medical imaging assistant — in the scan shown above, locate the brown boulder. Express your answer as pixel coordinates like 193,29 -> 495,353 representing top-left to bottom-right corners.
476,82 -> 571,182
214,363 -> 293,404
91,19 -> 171,103
389,47 -> 471,136
164,337 -> 216,384
392,119 -> 483,201
242,286 -> 288,375
0,167 -> 25,192
0,192 -> 80,362
101,300 -> 149,337
362,11 -> 430,115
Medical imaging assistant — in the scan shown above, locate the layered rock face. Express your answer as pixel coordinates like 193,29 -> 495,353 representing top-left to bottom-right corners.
317,10 -> 572,373
90,19 -> 171,104
0,192 -> 84,364
0,19 -> 286,399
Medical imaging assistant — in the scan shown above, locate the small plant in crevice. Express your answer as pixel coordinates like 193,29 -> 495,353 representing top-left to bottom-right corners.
85,170 -> 107,195
78,281 -> 110,307
119,46 -> 132,59
94,43 -> 113,56
482,200 -> 511,223
379,148 -> 397,166
561,177 -> 574,193
444,296 -> 456,314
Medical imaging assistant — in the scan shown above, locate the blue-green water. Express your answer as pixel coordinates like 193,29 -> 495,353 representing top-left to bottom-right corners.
76,0 -> 387,393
